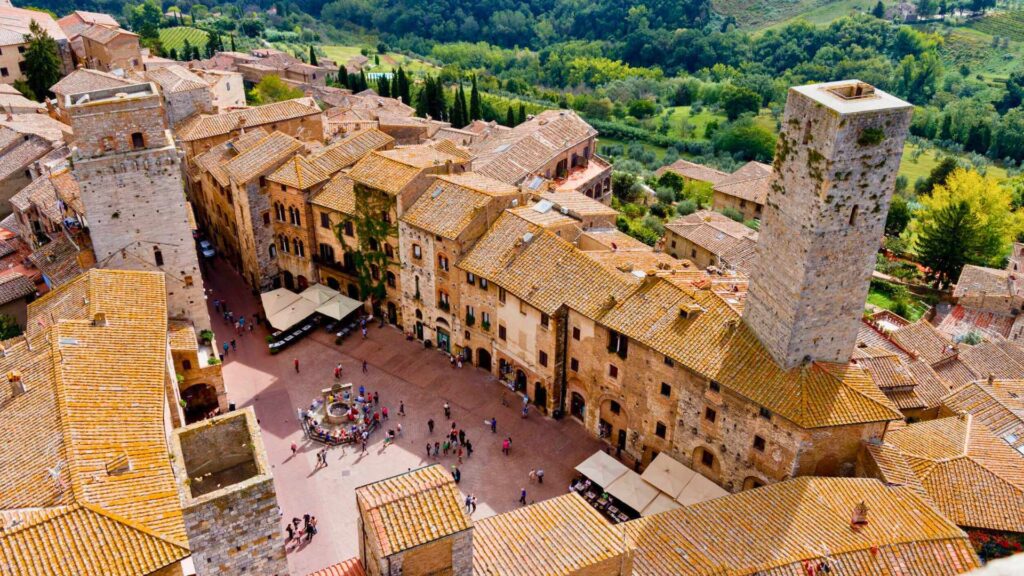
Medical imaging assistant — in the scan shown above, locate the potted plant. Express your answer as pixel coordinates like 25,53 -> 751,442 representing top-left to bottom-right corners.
199,329 -> 214,345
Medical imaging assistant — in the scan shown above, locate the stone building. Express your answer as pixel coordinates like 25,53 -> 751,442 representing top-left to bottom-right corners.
345,141 -> 471,323
170,407 -> 288,576
65,81 -> 212,331
356,465 -> 473,576
744,80 -> 913,369
57,9 -> 119,64
176,97 -> 323,158
80,24 -> 142,73
168,319 -> 227,423
662,209 -> 758,273
192,68 -> 246,111
0,113 -> 71,218
653,159 -> 728,188
0,2 -> 70,86
710,161 -> 773,222
146,64 -> 215,126
50,67 -> 134,122
398,172 -> 523,352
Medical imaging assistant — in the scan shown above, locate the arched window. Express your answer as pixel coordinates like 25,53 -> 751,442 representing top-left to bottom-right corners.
153,247 -> 164,267
385,244 -> 394,258
386,271 -> 396,288
295,239 -> 304,258
182,359 -> 191,371
274,203 -> 285,221
438,254 -> 449,272
269,244 -> 277,258
293,208 -> 300,227
280,236 -> 290,253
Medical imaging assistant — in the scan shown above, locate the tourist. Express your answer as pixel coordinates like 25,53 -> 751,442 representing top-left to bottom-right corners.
222,342 -> 229,358
230,339 -> 236,351
529,469 -> 537,483
426,443 -> 432,458
428,418 -> 434,434
443,402 -> 451,419
213,299 -> 221,312
453,466 -> 461,484
458,429 -> 466,445
471,495 -> 478,513
373,391 -> 379,406
359,384 -> 366,397
465,440 -> 473,458
442,440 -> 450,456
290,441 -> 297,457
305,516 -> 317,542
294,358 -> 300,373
457,446 -> 463,464
537,469 -> 544,484
382,406 -> 389,420
502,438 -> 510,456
434,441 -> 440,457
362,360 -> 368,373
490,417 -> 497,433
519,488 -> 527,506
465,494 -> 472,513
285,523 -> 294,542
397,423 -> 402,437
334,363 -> 342,379
399,401 -> 405,416
362,326 -> 367,339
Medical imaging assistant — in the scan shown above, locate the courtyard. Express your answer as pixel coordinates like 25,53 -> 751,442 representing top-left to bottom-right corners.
202,262 -> 605,576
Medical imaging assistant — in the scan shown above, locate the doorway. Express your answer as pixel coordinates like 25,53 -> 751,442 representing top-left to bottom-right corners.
533,382 -> 547,411
387,302 -> 397,325
570,392 -> 585,421
437,328 -> 450,353
477,348 -> 492,371
515,369 -> 526,392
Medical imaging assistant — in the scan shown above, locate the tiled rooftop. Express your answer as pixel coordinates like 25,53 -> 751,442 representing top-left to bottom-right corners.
176,98 -> 321,142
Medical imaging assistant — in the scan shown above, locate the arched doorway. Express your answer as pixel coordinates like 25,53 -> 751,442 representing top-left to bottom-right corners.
742,476 -> 766,491
347,283 -> 359,299
326,277 -> 340,290
181,383 -> 219,424
283,271 -> 295,290
477,348 -> 492,371
599,398 -> 628,453
692,446 -> 722,483
570,392 -> 586,421
297,275 -> 309,290
415,309 -> 424,340
387,301 -> 397,325
514,369 -> 526,392
436,317 -> 451,352
533,382 -> 547,412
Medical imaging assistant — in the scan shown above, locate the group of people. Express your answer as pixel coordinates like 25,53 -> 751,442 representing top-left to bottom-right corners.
285,514 -> 317,545
425,416 -> 474,464
212,299 -> 261,358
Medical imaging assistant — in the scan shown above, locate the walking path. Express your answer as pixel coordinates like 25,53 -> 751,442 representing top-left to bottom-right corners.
201,260 -> 603,575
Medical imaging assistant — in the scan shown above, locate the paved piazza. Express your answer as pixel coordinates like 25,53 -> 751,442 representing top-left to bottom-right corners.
202,263 -> 604,576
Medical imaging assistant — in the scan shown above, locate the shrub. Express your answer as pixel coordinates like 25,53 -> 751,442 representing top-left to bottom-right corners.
676,200 -> 698,216
721,207 -> 744,222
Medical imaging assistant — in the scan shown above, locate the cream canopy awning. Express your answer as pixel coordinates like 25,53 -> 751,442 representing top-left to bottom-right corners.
267,298 -> 319,330
606,471 -> 660,513
640,492 -> 682,516
260,288 -> 301,317
574,451 -> 629,488
301,283 -> 340,305
641,453 -> 699,498
316,294 -> 363,320
674,472 -> 728,506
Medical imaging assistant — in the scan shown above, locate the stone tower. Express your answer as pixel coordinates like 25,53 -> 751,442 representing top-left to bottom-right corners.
744,80 -> 913,369
171,408 -> 289,576
66,82 -> 211,331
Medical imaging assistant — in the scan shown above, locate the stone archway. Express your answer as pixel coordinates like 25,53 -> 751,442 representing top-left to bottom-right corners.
181,383 -> 219,424
283,271 -> 295,290
387,301 -> 397,325
326,277 -> 340,290
570,391 -> 586,421
742,476 -> 767,491
297,275 -> 309,290
476,348 -> 492,372
514,369 -> 527,392
533,382 -> 547,412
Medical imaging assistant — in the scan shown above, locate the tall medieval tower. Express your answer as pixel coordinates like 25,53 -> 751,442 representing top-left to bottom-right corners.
66,82 -> 211,331
743,80 -> 913,369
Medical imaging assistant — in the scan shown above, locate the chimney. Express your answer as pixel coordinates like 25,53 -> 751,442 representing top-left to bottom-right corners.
850,501 -> 869,530
988,373 -> 995,385
93,312 -> 107,327
445,159 -> 454,174
237,115 -> 247,134
8,370 -> 25,397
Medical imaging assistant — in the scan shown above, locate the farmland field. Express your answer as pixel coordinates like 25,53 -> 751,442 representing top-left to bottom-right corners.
320,45 -> 437,75
969,10 -> 1024,42
159,27 -> 209,53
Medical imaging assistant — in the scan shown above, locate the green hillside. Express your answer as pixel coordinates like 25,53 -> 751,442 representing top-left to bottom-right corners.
159,27 -> 209,53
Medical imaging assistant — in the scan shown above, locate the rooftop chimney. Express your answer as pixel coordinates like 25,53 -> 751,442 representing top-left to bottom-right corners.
93,312 -> 107,327
8,370 -> 25,397
850,501 -> 869,530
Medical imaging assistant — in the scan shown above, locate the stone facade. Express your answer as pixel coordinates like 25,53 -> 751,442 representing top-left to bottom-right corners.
67,82 -> 212,331
163,85 -> 214,127
269,180 -> 319,290
744,81 -> 913,369
83,30 -> 142,73
170,408 -> 288,576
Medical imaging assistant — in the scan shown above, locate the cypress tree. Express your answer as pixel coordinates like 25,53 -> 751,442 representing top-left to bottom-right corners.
338,71 -> 348,88
359,70 -> 368,92
415,76 -> 431,117
397,67 -> 410,104
872,0 -> 885,18
390,70 -> 398,100
452,84 -> 465,128
518,102 -> 526,124
469,75 -> 482,121
230,35 -> 236,51
378,75 -> 390,97
169,47 -> 178,60
506,106 -> 515,127
309,45 -> 318,66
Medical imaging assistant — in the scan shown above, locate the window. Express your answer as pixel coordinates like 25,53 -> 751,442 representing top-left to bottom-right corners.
319,243 -> 335,262
660,383 -> 671,397
17,46 -> 23,54
184,275 -> 193,287
263,212 -> 271,225
1,68 -> 9,77
182,359 -> 191,370
130,132 -> 145,149
664,356 -> 674,367
385,244 -> 394,258
370,265 -> 380,280
609,400 -> 621,414
295,239 -> 305,258
275,203 -> 285,221
480,278 -> 488,290
607,330 -> 628,358
690,248 -> 697,258
438,291 -> 450,308
368,238 -> 379,251
539,351 -> 548,367
438,254 -> 449,271
671,240 -> 676,248
608,364 -> 618,378
572,326 -> 582,340
269,244 -> 277,258
498,287 -> 506,304
281,184 -> 287,192
153,247 -> 163,267
343,221 -> 354,236
758,407 -> 771,420
540,313 -> 550,328
570,357 -> 579,372
704,407 -> 717,423
498,324 -> 507,340
320,212 -> 330,228
280,236 -> 290,252
386,271 -> 396,288
753,435 -> 766,452
655,422 -> 667,439
849,204 -> 858,226
467,272 -> 475,285
481,311 -> 490,328
413,244 -> 422,259
290,207 -> 301,226
709,380 -> 720,393
700,450 -> 714,467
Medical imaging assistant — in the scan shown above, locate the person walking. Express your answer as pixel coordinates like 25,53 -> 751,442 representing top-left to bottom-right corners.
458,429 -> 466,445
373,391 -> 379,406
427,418 -> 434,434
399,401 -> 405,416
290,441 -> 298,457
465,440 -> 473,458
490,417 -> 497,434
396,423 -> 402,437
443,402 -> 451,419
362,360 -> 368,373
442,440 -> 450,456
537,469 -> 544,484
453,466 -> 461,484
426,443 -> 432,458
305,516 -> 317,542
294,358 -> 300,373
519,488 -> 527,506
222,342 -> 229,358
285,523 -> 294,542
465,494 -> 473,513
502,438 -> 510,456
382,406 -> 389,420
457,446 -> 463,464
434,441 -> 440,457
361,326 -> 368,339
471,495 -> 478,513
334,363 -> 342,379
528,469 -> 537,483
230,339 -> 237,351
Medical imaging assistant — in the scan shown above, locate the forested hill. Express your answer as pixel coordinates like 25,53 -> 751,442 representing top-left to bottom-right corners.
321,0 -> 713,47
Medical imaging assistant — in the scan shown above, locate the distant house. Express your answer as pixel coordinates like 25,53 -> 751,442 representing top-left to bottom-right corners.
80,24 -> 142,73
0,3 -> 71,85
654,159 -> 729,187
663,209 -> 758,272
710,161 -> 774,222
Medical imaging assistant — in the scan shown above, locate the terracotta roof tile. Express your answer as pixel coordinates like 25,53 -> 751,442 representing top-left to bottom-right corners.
348,145 -> 463,195
224,131 -> 303,184
355,465 -> 470,557
665,210 -> 759,260
623,477 -> 979,576
307,557 -> 365,576
267,154 -> 331,190
654,159 -> 729,185
176,98 -> 321,142
536,191 -> 617,219
890,321 -> 955,365
146,64 -> 209,93
29,233 -> 85,288
50,69 -> 133,98
863,441 -> 928,496
0,271 -> 35,305
311,129 -> 393,173
80,24 -> 136,44
941,379 -> 1024,452
167,319 -> 198,351
311,174 -> 355,216
401,175 -> 517,240
473,494 -> 626,576
471,110 -> 596,184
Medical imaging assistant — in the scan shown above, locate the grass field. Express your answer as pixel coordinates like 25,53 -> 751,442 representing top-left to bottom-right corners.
320,45 -> 437,75
658,106 -> 725,139
899,142 -> 1009,183
159,27 -> 209,53
714,0 -> 875,29
969,9 -> 1024,42
761,0 -> 876,30
935,26 -> 1024,79
866,287 -> 929,321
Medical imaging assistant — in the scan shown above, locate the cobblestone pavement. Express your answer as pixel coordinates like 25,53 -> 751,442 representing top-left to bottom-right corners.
201,260 -> 604,576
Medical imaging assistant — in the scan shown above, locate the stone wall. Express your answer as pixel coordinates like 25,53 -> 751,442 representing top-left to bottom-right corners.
164,87 -> 214,127
744,82 -> 912,368
711,191 -> 762,223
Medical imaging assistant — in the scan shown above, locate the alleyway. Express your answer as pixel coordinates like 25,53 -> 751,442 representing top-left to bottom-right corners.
200,259 -> 604,575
